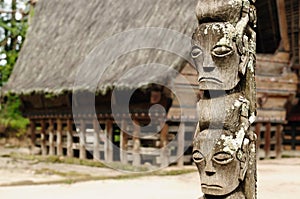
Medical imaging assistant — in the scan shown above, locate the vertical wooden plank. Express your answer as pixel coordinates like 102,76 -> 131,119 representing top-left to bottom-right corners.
120,120 -> 128,164
93,119 -> 101,161
66,119 -> 73,158
255,123 -> 262,159
48,119 -> 55,156
264,123 -> 271,159
79,119 -> 86,159
105,120 -> 113,162
29,119 -> 36,152
40,120 -> 47,156
177,122 -> 185,167
56,119 -> 63,156
160,123 -> 169,167
276,124 -> 282,159
132,121 -> 141,166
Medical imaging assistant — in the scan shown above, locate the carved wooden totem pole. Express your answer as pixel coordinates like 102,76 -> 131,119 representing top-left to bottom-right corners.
191,1 -> 257,199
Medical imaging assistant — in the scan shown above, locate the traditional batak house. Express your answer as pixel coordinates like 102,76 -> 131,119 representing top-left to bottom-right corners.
2,0 -> 299,166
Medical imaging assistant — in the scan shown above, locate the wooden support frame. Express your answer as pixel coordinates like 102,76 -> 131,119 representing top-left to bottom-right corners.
40,119 -> 47,156
29,119 -> 36,152
56,118 -> 63,156
177,122 -> 185,167
264,122 -> 272,159
105,120 -> 113,162
93,119 -> 101,161
132,120 -> 141,166
276,124 -> 283,159
48,119 -> 55,156
67,119 -> 73,158
160,122 -> 169,167
79,119 -> 87,159
120,120 -> 128,164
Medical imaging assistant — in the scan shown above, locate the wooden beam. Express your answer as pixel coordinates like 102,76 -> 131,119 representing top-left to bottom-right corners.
48,119 -> 55,156
177,122 -> 185,167
105,120 -> 113,162
160,123 -> 169,167
264,123 -> 271,159
79,120 -> 87,159
93,119 -> 101,161
66,119 -> 73,158
120,120 -> 128,164
276,0 -> 290,52
132,121 -> 141,167
40,120 -> 47,156
56,119 -> 63,156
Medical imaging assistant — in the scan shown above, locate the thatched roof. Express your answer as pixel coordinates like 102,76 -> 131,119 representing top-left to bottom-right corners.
3,0 -> 197,95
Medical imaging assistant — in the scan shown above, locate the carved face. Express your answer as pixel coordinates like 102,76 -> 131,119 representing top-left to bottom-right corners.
196,0 -> 243,25
193,129 -> 248,196
192,22 -> 247,90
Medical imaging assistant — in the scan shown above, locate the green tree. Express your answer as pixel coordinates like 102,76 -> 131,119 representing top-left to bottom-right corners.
0,0 -> 34,133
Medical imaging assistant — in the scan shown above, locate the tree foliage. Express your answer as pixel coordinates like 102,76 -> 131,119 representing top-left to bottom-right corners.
0,0 -> 34,133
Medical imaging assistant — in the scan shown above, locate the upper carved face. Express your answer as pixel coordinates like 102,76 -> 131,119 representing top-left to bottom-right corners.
192,22 -> 247,90
193,129 -> 248,196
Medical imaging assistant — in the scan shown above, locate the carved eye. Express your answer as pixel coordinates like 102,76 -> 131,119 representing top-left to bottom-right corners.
191,46 -> 203,58
212,152 -> 234,165
192,150 -> 205,163
212,45 -> 233,57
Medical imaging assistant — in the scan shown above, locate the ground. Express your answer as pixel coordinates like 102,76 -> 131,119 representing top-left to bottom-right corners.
0,147 -> 300,199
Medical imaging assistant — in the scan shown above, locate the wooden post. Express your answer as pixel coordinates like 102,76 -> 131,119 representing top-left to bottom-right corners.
192,1 -> 257,198
276,124 -> 283,159
40,120 -> 47,156
79,119 -> 86,159
48,119 -> 55,156
93,119 -> 101,161
120,120 -> 128,164
105,120 -> 113,162
29,119 -> 36,151
265,122 -> 271,159
66,119 -> 73,158
56,118 -> 63,156
255,122 -> 262,159
132,121 -> 141,167
160,123 -> 169,167
177,122 -> 185,167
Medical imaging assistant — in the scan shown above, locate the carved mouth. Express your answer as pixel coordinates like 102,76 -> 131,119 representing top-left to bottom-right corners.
198,77 -> 223,84
201,183 -> 223,190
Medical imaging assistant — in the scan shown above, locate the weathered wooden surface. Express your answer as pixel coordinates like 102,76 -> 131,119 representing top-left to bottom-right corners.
192,0 -> 257,198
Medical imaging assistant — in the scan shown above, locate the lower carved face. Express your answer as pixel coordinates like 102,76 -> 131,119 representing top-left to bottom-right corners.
193,129 -> 247,196
192,22 -> 246,90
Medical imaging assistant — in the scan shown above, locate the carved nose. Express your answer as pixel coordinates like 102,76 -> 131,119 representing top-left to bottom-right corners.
204,160 -> 216,176
203,66 -> 215,72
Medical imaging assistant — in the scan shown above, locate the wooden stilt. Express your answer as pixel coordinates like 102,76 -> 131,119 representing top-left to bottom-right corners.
79,119 -> 86,159
29,119 -> 36,152
48,119 -> 55,156
40,120 -> 47,156
276,124 -> 282,159
264,122 -> 271,159
255,123 -> 262,159
56,119 -> 63,156
160,123 -> 169,167
177,122 -> 185,167
67,119 -> 73,158
120,120 -> 128,164
105,120 -> 113,162
132,121 -> 141,166
93,119 -> 101,161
